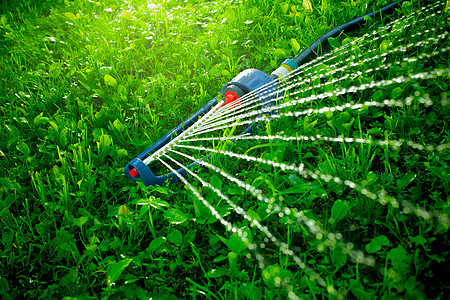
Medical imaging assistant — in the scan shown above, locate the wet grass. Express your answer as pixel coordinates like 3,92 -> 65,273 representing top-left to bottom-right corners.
0,0 -> 449,299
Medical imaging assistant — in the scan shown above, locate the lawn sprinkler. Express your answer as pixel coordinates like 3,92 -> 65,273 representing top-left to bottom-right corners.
123,62 -> 298,187
124,0 -> 406,187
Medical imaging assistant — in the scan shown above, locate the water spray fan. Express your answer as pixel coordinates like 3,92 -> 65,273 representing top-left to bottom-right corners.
124,68 -> 282,186
124,0 -> 406,187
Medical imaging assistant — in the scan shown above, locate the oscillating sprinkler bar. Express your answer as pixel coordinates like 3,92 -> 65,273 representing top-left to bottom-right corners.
124,0 -> 407,187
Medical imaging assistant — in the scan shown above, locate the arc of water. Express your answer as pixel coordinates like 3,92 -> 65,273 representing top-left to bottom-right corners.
203,40 -> 450,131
186,94 -> 440,141
184,67 -> 449,140
206,3 -> 445,122
174,143 -> 448,224
135,1 -> 449,297
280,1 -> 443,82
169,148 -> 378,269
156,153 -> 333,299
181,133 -> 450,154
189,32 -> 450,136
161,152 -> 337,297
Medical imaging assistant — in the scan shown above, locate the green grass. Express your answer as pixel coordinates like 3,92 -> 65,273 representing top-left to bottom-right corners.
0,0 -> 449,299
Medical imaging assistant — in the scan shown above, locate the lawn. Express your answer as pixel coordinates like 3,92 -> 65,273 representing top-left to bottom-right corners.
0,0 -> 449,299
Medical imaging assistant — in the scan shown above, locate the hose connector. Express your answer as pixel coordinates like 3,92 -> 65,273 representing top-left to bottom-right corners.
271,58 -> 299,79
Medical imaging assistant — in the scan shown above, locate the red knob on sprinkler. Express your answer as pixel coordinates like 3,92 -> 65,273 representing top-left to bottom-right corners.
129,168 -> 138,178
225,90 -> 239,105
222,84 -> 245,108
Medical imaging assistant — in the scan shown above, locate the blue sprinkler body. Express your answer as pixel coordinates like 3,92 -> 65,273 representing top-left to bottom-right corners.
124,68 -> 278,187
